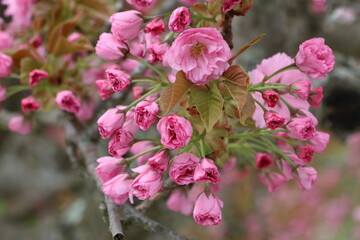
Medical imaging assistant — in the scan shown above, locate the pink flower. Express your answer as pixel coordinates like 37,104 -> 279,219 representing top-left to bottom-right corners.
76,100 -> 95,121
166,189 -> 193,215
130,165 -> 162,202
110,10 -> 143,41
222,0 -> 242,13
296,145 -> 315,164
311,0 -> 327,14
169,153 -> 200,185
0,31 -> 13,50
96,156 -> 125,183
255,153 -> 273,169
21,96 -> 40,112
265,111 -> 285,130
194,158 -> 221,184
149,150 -> 170,173
281,160 -> 294,180
82,68 -> 104,85
127,0 -> 154,8
310,131 -> 330,153
95,80 -> 115,100
169,7 -> 192,33
108,129 -> 134,157
308,86 -> 323,109
193,192 -> 223,226
118,107 -> 139,135
97,108 -> 125,139
134,101 -> 159,131
130,141 -> 155,165
296,166 -> 318,190
95,33 -> 128,62
55,90 -> 81,114
0,85 -> 6,102
145,18 -> 165,36
295,38 -> 335,79
287,116 -> 316,141
164,28 -> 232,85
132,86 -> 144,100
157,114 -> 193,149
258,172 -> 287,193
292,80 -> 312,100
8,115 -> 32,135
29,69 -> 48,87
148,43 -> 169,63
105,69 -> 131,92
0,52 -> 13,78
29,35 -> 42,48
262,90 -> 279,108
102,173 -> 132,205
3,0 -> 33,27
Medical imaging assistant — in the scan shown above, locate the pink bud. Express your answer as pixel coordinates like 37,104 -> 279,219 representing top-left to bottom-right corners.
308,86 -> 323,109
145,18 -> 165,36
108,129 -> 134,157
75,100 -> 95,121
29,69 -> 48,87
194,158 -> 221,184
287,116 -> 316,141
281,160 -> 294,180
96,156 -> 125,183
265,111 -> 285,130
258,172 -> 287,192
110,10 -> 143,41
21,96 -> 40,112
8,115 -> 32,135
55,90 -> 81,114
296,145 -> 315,164
130,165 -> 163,202
0,52 -> 13,78
148,43 -> 169,63
29,35 -> 42,48
296,166 -> 318,190
149,150 -> 170,173
292,80 -> 312,100
132,86 -> 144,100
166,189 -> 193,216
95,80 -> 115,100
0,85 -> 6,102
95,33 -> 128,62
222,0 -> 242,13
97,108 -> 125,139
310,131 -> 330,153
255,153 -> 273,169
169,153 -> 200,185
134,100 -> 160,131
105,69 -> 131,92
262,90 -> 278,108
102,173 -> 132,205
168,7 -> 192,33
193,192 -> 223,226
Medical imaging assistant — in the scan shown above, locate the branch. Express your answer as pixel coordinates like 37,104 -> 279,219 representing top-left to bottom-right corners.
222,11 -> 235,49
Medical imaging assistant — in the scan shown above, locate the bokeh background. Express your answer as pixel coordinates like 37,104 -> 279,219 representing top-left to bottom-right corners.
1,0 -> 360,239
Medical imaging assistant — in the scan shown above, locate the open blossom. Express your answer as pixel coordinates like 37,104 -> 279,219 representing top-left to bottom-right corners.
297,145 -> 315,164
297,166 -> 318,190
292,80 -> 312,100
194,158 -> 221,184
157,114 -> 193,149
148,43 -> 169,63
95,33 -> 128,62
262,90 -> 279,108
55,90 -> 81,114
255,153 -> 273,169
8,115 -> 32,135
295,37 -> 335,79
96,157 -> 125,183
259,172 -> 287,192
0,31 -> 13,50
95,80 -> 115,100
0,85 -> 6,102
167,189 -> 193,215
0,52 -> 13,78
127,0 -> 154,7
134,101 -> 159,131
193,192 -> 223,226
164,28 -> 232,85
287,116 -> 316,141
170,153 -> 200,185
308,86 -> 323,109
3,0 -> 33,27
145,18 -> 165,36
149,150 -> 170,173
105,69 -> 131,92
21,96 -> 40,112
169,7 -> 192,33
108,129 -> 134,157
265,111 -> 285,130
29,69 -> 48,87
102,174 -> 132,205
110,10 -> 143,41
222,0 -> 242,13
97,108 -> 124,139
130,165 -> 162,202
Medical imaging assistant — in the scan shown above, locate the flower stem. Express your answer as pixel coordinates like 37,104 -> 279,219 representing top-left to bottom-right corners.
123,145 -> 163,164
254,99 -> 268,113
250,86 -> 289,92
134,138 -> 161,143
262,63 -> 297,83
125,86 -> 161,111
129,55 -> 169,83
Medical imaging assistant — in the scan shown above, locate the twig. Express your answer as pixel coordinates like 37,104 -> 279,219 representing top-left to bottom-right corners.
222,11 -> 235,49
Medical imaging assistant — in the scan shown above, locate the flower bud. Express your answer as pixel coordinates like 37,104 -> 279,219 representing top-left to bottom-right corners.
292,80 -> 312,100
166,189 -> 193,216
149,150 -> 170,173
108,129 -> 134,157
29,69 -> 48,87
55,90 -> 81,114
262,90 -> 279,108
145,18 -> 165,36
193,158 -> 221,184
296,145 -> 315,164
296,166 -> 318,190
8,115 -> 32,135
102,174 -> 132,205
96,156 -> 125,183
255,153 -> 273,169
265,111 -> 285,130
193,192 -> 223,226
135,100 -> 159,131
308,86 -> 323,109
97,108 -> 125,139
105,69 -> 131,92
95,80 -> 115,100
130,165 -> 162,202
169,153 -> 200,185
21,96 -> 40,112
95,33 -> 128,62
110,10 -> 143,41
258,172 -> 287,193
168,7 -> 192,33
287,116 -> 316,141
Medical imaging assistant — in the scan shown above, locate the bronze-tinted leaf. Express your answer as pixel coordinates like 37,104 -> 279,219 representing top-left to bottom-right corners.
239,93 -> 256,125
47,19 -> 77,53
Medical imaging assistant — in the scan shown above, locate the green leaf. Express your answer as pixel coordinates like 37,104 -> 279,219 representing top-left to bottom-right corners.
159,71 -> 193,115
189,82 -> 224,132
6,85 -> 31,98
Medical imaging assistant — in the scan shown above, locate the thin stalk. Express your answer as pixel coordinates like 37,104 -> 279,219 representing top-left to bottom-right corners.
125,86 -> 161,111
254,99 -> 268,113
123,145 -> 163,164
134,138 -> 161,143
250,86 -> 289,92
132,76 -> 160,82
129,56 -> 169,83
131,80 -> 155,84
262,64 -> 297,82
